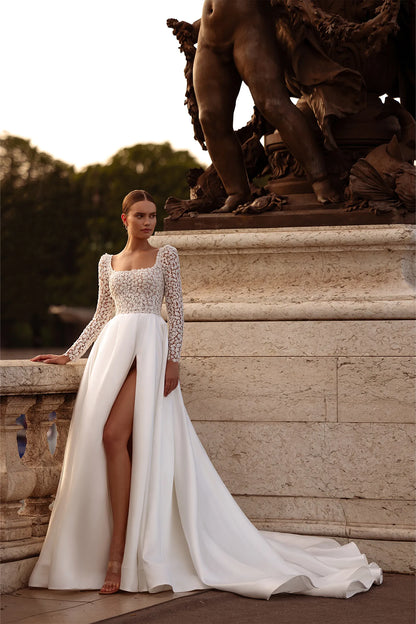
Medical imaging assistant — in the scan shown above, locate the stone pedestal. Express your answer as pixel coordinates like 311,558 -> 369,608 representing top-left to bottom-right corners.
153,224 -> 415,573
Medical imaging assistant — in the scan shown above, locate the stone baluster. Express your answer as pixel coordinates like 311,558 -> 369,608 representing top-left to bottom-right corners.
53,394 -> 76,465
0,396 -> 38,542
46,393 -> 76,515
0,395 -> 39,592
19,394 -> 67,537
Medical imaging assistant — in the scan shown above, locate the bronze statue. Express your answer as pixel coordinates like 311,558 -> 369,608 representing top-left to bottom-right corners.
346,97 -> 416,213
167,0 -> 415,219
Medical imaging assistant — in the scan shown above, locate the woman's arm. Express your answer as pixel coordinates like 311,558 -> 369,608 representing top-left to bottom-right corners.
32,255 -> 116,365
31,353 -> 70,365
161,246 -> 184,395
63,255 -> 115,361
32,255 -> 115,364
161,246 -> 184,363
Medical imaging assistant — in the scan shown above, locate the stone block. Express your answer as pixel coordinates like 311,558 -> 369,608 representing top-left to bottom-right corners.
235,495 -> 348,538
0,537 -> 43,564
193,422 -> 415,500
0,557 -> 37,593
181,356 -> 337,422
233,496 -> 415,542
342,499 -> 416,530
351,539 -> 415,574
338,357 -> 416,423
234,495 -> 345,524
1,360 -> 86,396
182,320 -> 416,357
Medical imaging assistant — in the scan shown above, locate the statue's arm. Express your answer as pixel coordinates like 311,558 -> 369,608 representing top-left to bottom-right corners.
167,18 -> 201,45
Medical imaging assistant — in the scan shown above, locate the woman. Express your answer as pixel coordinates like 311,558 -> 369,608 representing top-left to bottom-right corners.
29,190 -> 382,599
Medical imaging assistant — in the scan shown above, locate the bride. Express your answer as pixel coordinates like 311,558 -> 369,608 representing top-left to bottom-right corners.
29,189 -> 382,599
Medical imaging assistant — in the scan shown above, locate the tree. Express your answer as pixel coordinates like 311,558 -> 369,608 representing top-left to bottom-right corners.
1,136 -> 81,347
1,136 -> 201,349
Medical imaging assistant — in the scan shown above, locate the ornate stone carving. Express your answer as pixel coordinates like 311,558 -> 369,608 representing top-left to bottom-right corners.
0,396 -> 37,542
20,396 -> 68,537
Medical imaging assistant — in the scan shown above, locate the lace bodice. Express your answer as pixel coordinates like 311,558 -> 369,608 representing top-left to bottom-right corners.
64,245 -> 184,362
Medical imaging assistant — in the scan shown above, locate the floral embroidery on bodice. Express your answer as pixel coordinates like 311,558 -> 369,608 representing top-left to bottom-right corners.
109,254 -> 165,316
65,245 -> 183,362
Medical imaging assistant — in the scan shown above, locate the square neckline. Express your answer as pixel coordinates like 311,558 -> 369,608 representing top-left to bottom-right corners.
109,247 -> 163,273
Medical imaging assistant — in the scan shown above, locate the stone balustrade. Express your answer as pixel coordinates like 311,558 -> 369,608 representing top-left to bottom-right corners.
0,361 -> 85,592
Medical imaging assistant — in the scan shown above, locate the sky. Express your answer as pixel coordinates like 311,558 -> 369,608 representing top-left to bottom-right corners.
1,0 -> 255,170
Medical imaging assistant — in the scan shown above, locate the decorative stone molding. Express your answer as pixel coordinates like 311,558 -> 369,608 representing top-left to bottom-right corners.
154,224 -> 416,320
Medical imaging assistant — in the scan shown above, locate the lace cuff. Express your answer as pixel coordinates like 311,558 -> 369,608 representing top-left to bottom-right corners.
64,255 -> 115,361
161,246 -> 184,362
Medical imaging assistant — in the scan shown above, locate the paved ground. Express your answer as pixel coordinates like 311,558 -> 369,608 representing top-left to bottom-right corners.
2,574 -> 413,624
0,587 -> 198,624
96,573 -> 416,624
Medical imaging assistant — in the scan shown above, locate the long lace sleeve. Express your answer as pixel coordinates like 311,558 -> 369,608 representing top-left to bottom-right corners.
160,245 -> 184,362
64,255 -> 115,361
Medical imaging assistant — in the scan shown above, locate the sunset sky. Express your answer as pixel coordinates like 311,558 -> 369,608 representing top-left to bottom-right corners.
1,0 -> 254,169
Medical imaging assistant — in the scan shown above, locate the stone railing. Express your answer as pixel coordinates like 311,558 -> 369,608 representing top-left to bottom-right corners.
0,360 -> 86,593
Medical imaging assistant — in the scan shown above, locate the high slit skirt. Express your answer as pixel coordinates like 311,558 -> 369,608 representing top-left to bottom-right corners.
29,312 -> 382,598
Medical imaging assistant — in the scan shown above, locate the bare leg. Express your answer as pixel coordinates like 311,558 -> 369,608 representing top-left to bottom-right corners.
194,44 -> 251,211
234,23 -> 340,203
100,366 -> 136,594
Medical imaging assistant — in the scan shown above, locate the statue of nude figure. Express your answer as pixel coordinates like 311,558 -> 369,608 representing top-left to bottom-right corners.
190,0 -> 340,211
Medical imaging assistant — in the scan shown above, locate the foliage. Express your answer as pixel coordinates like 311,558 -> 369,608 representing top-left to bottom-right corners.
1,135 -> 200,348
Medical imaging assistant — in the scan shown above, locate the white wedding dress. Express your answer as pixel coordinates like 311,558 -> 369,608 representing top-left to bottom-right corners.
29,245 -> 382,599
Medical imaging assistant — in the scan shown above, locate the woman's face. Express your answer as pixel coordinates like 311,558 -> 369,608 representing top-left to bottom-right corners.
122,200 -> 157,239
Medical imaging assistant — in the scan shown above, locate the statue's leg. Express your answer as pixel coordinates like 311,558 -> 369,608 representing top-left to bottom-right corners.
194,44 -> 251,212
234,27 -> 339,203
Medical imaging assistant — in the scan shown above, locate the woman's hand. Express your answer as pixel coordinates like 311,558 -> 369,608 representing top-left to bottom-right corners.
31,354 -> 70,365
164,360 -> 179,396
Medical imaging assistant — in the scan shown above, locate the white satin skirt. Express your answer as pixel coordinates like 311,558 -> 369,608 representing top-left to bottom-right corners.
29,312 -> 382,599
